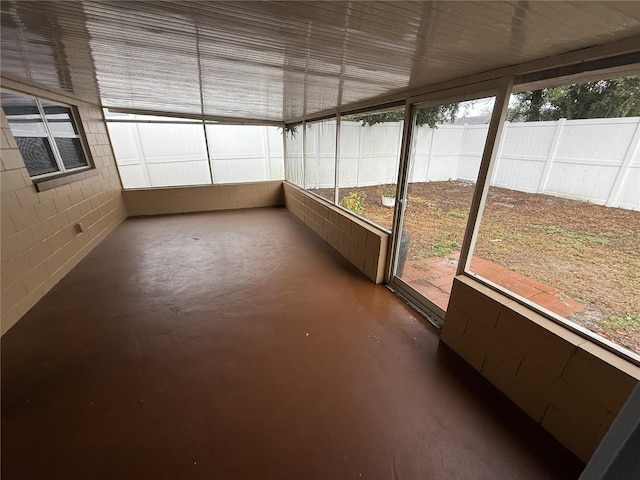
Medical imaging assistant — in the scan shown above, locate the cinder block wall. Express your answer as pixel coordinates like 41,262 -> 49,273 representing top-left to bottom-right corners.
283,183 -> 388,283
1,83 -> 127,334
123,181 -> 284,216
441,275 -> 640,462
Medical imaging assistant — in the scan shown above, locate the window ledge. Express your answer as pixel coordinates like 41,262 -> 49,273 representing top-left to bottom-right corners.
34,168 -> 99,192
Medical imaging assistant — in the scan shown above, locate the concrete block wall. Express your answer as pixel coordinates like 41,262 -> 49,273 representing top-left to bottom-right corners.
123,181 -> 284,216
441,275 -> 640,462
283,182 -> 389,283
1,82 -> 127,334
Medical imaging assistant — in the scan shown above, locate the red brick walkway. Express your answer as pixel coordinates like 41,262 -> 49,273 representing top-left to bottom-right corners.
400,253 -> 585,317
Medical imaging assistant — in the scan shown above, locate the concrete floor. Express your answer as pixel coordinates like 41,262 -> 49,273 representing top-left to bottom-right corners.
1,207 -> 584,479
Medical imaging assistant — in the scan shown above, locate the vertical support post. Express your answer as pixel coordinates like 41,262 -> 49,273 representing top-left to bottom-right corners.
314,122 -> 320,189
203,121 -> 214,185
425,125 -> 435,182
455,124 -> 468,181
282,122 -> 288,183
457,76 -> 514,276
489,121 -> 509,186
387,102 -> 413,283
302,120 -> 307,189
334,114 -> 341,205
261,126 -> 271,181
356,120 -> 363,187
395,119 -> 404,184
133,122 -> 152,187
537,118 -> 565,193
606,119 -> 640,207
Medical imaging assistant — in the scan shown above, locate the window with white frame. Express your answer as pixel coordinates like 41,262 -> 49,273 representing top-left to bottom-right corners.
1,90 -> 91,178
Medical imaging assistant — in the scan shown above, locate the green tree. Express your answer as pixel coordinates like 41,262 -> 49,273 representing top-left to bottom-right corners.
508,75 -> 640,122
351,104 -> 459,128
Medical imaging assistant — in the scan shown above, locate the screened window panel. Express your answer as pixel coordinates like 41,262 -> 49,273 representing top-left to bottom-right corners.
55,138 -> 88,170
15,137 -> 58,176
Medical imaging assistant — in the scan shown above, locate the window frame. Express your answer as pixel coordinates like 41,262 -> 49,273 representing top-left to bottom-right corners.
2,89 -> 93,181
460,73 -> 640,366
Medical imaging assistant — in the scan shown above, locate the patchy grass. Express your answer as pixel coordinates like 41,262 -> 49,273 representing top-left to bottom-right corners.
431,240 -> 459,257
602,313 -> 640,329
448,208 -> 468,218
530,224 -> 611,245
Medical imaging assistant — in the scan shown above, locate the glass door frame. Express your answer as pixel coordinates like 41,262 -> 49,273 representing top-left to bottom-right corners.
386,77 -> 514,326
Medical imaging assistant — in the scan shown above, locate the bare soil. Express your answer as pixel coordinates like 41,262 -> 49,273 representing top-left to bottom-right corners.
315,182 -> 640,355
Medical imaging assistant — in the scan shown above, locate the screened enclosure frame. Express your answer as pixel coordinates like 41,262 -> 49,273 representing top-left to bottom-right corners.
283,54 -> 640,366
105,110 -> 286,188
387,78 -> 508,325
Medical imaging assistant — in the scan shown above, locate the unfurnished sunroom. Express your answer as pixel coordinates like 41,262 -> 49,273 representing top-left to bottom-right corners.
1,1 -> 640,479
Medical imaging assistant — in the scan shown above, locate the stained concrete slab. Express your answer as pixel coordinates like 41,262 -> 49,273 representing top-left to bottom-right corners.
1,207 -> 583,479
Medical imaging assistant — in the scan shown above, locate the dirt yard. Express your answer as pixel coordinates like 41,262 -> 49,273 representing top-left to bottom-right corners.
314,181 -> 640,356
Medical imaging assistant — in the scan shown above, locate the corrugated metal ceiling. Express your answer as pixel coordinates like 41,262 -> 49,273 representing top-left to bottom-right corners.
2,1 -> 639,122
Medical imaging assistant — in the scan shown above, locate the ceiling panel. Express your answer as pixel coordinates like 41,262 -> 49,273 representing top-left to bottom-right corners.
1,1 -> 639,122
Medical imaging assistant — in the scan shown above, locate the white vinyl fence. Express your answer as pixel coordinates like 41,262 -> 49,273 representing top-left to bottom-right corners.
108,123 -> 284,188
308,118 -> 639,211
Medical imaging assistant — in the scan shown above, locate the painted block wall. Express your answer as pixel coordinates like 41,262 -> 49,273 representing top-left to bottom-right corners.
441,275 -> 640,463
283,182 -> 388,283
1,81 -> 127,335
122,181 -> 284,216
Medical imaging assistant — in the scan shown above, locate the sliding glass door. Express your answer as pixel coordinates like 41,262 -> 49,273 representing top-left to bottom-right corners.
390,95 -> 497,319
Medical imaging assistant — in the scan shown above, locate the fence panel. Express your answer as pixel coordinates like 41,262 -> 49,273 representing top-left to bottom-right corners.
616,162 -> 640,210
426,125 -> 465,183
492,122 -> 557,193
107,122 -> 150,188
545,119 -> 639,205
334,117 -> 640,210
338,122 -> 362,188
304,120 -> 336,189
138,123 -> 210,187
208,125 -> 271,184
285,130 -> 304,187
357,123 -> 402,187
456,125 -> 488,182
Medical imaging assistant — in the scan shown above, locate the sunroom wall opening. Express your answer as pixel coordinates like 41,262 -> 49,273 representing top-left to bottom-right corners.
393,95 -> 498,315
467,73 -> 640,361
105,111 -> 284,189
283,67 -> 640,366
304,118 -> 337,203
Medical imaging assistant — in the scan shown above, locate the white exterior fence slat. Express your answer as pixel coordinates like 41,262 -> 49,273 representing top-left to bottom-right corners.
109,117 -> 640,211
337,117 -> 640,211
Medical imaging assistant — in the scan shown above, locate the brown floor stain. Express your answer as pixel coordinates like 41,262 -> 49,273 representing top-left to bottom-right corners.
2,207 -> 584,479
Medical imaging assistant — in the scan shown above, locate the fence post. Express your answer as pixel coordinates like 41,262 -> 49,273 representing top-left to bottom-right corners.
489,121 -> 509,186
302,120 -> 307,189
425,126 -> 435,182
454,125 -> 468,181
314,124 -> 321,189
537,118 -> 565,193
334,115 -> 341,204
133,123 -> 152,187
356,123 -> 363,187
282,123 -> 288,183
395,121 -> 404,184
606,119 -> 640,207
261,126 -> 271,181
